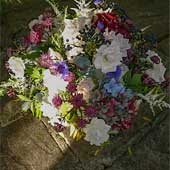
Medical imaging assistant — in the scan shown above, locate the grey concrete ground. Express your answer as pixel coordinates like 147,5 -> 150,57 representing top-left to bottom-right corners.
0,0 -> 169,170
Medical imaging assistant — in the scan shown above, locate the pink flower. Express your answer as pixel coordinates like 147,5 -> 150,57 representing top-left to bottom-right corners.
52,96 -> 63,107
42,17 -> 53,28
39,53 -> 53,68
76,118 -> 88,128
67,83 -> 77,93
64,72 -> 76,82
84,106 -> 98,117
71,94 -> 85,108
29,31 -> 41,44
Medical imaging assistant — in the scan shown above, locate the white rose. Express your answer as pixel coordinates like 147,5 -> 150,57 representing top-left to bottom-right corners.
84,118 -> 111,146
41,101 -> 59,119
146,63 -> 166,83
43,69 -> 68,94
8,57 -> 25,79
94,32 -> 131,73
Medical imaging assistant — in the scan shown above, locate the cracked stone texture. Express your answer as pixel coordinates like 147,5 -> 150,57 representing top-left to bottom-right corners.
0,0 -> 169,170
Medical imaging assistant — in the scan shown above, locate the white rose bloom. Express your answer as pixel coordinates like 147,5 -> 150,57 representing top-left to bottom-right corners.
43,69 -> 68,94
41,101 -> 59,119
94,31 -> 131,73
8,57 -> 25,79
146,50 -> 159,58
84,118 -> 111,146
145,50 -> 166,83
146,63 -> 166,83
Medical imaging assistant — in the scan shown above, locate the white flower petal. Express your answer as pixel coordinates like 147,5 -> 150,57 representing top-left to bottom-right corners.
84,118 -> 111,146
8,57 -> 25,79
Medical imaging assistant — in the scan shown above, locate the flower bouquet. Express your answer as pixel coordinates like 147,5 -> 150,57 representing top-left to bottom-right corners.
1,0 -> 170,146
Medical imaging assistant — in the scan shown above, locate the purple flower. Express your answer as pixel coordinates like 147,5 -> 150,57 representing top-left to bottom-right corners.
106,65 -> 122,80
71,94 -> 85,108
94,0 -> 103,6
76,118 -> 88,128
67,83 -> 77,93
150,55 -> 160,64
97,21 -> 104,30
50,61 -> 69,78
84,106 -> 98,117
39,53 -> 53,68
52,95 -> 63,107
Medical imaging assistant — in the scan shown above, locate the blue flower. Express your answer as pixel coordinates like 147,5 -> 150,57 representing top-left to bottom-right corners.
94,0 -> 103,6
104,79 -> 125,97
50,61 -> 69,78
97,21 -> 104,30
106,65 -> 122,80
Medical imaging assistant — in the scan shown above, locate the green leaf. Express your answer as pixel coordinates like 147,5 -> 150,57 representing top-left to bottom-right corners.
60,102 -> 73,116
21,52 -> 41,60
123,71 -> 143,92
35,102 -> 42,119
130,74 -> 142,86
18,95 -> 31,102
30,102 -> 35,116
31,68 -> 43,80
65,111 -> 78,123
0,88 -> 5,97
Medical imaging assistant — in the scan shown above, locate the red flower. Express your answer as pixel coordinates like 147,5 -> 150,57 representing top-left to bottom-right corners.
84,106 -> 98,117
127,99 -> 136,113
104,98 -> 116,116
71,94 -> 85,108
93,12 -> 132,38
121,117 -> 133,130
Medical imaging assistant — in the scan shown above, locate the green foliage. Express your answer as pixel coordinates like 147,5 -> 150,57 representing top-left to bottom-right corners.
20,51 -> 41,60
123,71 -> 144,93
0,88 -> 6,97
30,100 -> 42,118
18,95 -> 31,102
